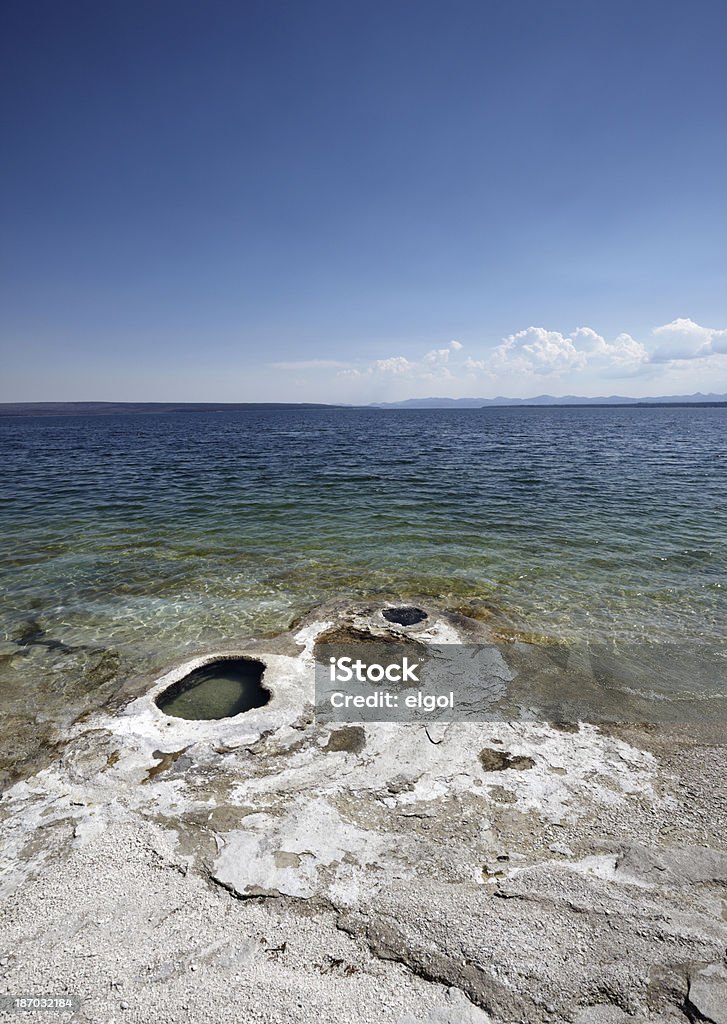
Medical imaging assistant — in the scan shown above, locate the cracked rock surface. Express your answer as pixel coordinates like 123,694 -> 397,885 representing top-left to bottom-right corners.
1,604 -> 726,1023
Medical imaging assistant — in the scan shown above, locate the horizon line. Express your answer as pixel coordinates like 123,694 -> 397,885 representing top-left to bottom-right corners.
2,393 -> 727,417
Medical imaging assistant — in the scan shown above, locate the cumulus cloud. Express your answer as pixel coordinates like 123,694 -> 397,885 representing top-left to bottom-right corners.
651,318 -> 727,362
340,339 -> 464,380
422,340 -> 464,364
423,347 -> 451,364
272,319 -> 726,398
459,319 -> 725,385
491,326 -> 649,376
373,356 -> 414,374
463,357 -> 491,372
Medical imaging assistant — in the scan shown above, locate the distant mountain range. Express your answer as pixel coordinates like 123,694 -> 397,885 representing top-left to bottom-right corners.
368,393 -> 727,409
1,395 -> 726,417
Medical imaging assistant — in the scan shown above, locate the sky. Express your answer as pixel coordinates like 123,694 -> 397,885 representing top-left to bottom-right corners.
1,0 -> 726,403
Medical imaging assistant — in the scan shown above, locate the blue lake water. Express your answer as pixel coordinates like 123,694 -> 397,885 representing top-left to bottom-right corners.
1,405 -> 726,760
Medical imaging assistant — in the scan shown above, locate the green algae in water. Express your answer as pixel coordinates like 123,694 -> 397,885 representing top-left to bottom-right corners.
157,658 -> 269,720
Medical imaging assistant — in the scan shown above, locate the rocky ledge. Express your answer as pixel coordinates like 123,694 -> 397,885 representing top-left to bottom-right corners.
0,602 -> 726,1024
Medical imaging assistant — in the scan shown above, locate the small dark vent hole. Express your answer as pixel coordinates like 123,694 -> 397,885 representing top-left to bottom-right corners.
381,606 -> 428,627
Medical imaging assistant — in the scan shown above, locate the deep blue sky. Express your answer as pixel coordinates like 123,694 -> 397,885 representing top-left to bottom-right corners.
2,0 -> 726,401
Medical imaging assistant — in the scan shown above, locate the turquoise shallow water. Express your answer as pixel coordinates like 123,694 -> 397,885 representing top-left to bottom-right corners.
3,405 -> 725,642
1,405 -> 726,767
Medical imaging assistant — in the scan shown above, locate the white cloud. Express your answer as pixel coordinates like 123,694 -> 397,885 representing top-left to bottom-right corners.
338,341 -> 465,382
270,319 -> 726,401
373,356 -> 414,374
423,347 -> 450,364
423,339 -> 463,364
494,327 -> 587,374
490,326 -> 648,376
609,333 -> 650,364
651,318 -> 727,362
463,357 -> 491,372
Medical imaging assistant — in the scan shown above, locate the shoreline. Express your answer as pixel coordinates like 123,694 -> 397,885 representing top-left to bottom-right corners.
2,594 -> 723,795
1,604 -> 726,1022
